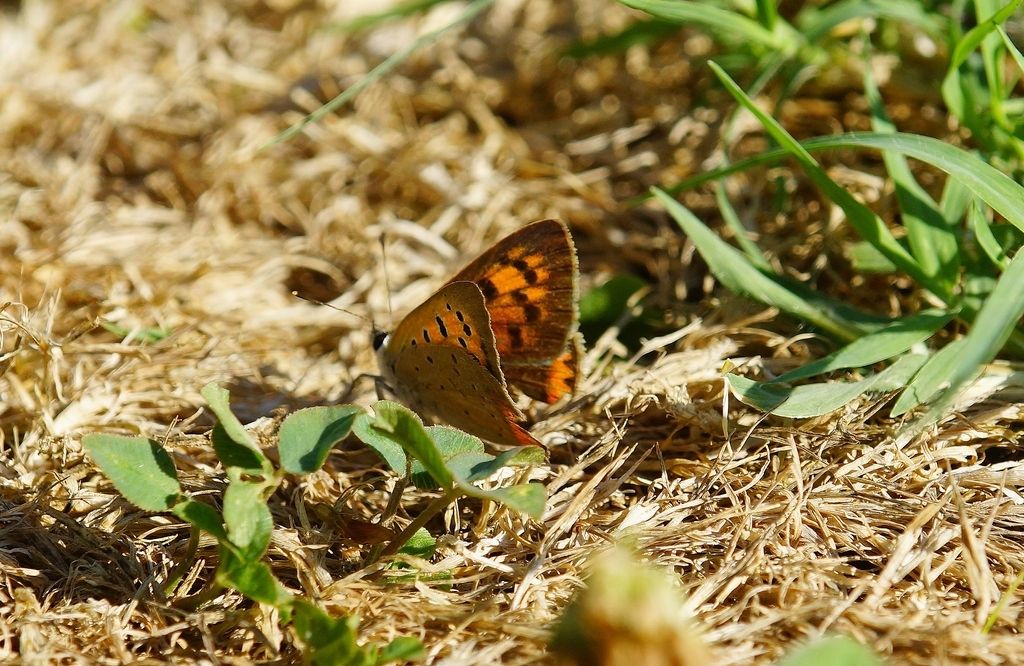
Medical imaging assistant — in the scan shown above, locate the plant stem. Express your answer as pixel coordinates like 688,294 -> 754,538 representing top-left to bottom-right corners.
368,489 -> 459,566
162,524 -> 200,597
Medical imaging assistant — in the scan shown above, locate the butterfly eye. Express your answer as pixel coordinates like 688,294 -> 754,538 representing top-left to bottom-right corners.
372,330 -> 389,350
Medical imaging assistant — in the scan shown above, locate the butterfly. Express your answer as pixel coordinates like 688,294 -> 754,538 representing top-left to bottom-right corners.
373,219 -> 582,447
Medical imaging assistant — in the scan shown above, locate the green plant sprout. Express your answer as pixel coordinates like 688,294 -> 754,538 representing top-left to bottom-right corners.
83,382 -> 547,663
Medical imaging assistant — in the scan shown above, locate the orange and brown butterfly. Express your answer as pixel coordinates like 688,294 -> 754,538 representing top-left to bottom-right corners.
373,219 -> 582,447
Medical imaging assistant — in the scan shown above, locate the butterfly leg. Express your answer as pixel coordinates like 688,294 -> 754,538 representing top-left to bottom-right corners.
337,372 -> 385,403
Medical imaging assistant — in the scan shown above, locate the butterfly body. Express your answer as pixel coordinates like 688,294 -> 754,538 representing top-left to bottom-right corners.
374,219 -> 580,447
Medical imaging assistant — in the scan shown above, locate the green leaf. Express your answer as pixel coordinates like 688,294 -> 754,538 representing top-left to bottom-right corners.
864,54 -> 958,293
944,0 -> 1022,83
728,353 -> 928,418
777,635 -> 885,666
351,411 -> 408,474
357,409 -> 546,519
377,637 -> 426,664
661,128 -> 1024,300
211,424 -> 266,474
292,600 -> 363,665
579,275 -> 649,326
771,310 -> 953,384
397,528 -> 436,559
292,600 -> 424,665
82,434 -> 181,512
411,426 -> 486,489
202,383 -> 270,475
366,401 -> 453,488
939,176 -> 972,229
970,203 -> 1010,270
460,482 -> 547,520
832,134 -> 1024,237
278,405 -> 362,475
216,547 -> 292,608
223,479 -> 273,561
463,445 -> 547,483
99,320 -> 172,344
172,499 -> 228,543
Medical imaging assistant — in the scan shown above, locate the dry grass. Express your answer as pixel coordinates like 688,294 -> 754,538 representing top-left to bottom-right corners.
2,1 -> 1023,664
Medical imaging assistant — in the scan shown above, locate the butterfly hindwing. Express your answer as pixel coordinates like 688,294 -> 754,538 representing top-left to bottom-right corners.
501,333 -> 582,403
390,344 -> 541,447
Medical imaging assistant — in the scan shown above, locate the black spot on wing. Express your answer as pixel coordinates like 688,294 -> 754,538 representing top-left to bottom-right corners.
479,279 -> 498,300
422,329 -> 431,343
435,315 -> 448,337
524,303 -> 541,322
508,325 -> 524,349
524,269 -> 538,284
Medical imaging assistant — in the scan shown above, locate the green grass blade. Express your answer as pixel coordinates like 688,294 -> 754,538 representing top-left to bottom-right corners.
890,338 -> 969,416
728,353 -> 928,418
899,248 -> 1024,430
797,0 -> 945,43
564,19 -> 679,58
754,0 -> 778,29
618,0 -> 791,50
970,202 -> 1010,270
708,63 -> 932,291
864,51 -> 958,294
714,181 -> 771,269
266,0 -> 494,147
662,132 -> 1024,239
945,0 -> 1021,75
998,26 -> 1024,74
771,310 -> 953,384
939,175 -> 972,228
653,188 -> 873,341
327,0 -> 453,34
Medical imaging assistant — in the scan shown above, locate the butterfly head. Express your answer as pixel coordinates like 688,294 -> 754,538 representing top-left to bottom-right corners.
372,329 -> 389,352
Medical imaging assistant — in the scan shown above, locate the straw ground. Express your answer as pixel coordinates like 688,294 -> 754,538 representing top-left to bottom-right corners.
2,2 -> 1022,663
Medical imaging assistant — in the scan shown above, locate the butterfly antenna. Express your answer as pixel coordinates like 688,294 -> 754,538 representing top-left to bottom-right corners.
290,291 -> 371,325
379,234 -> 394,323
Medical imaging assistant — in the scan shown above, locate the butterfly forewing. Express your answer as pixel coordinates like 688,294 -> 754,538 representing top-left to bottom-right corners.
384,281 -> 502,379
379,281 -> 541,447
449,219 -> 578,366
